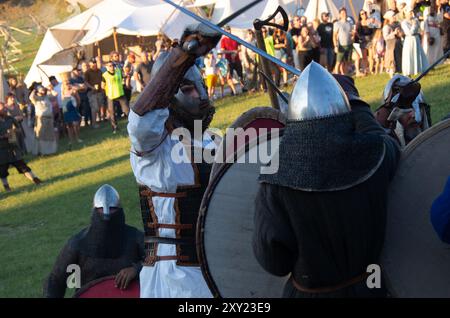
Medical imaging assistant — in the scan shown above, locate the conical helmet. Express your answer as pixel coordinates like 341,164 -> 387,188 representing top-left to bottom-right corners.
93,184 -> 121,220
288,62 -> 351,121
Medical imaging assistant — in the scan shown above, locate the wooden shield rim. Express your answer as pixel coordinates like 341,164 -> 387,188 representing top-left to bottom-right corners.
210,106 -> 286,180
72,275 -> 139,298
401,118 -> 450,159
197,118 -> 285,298
383,118 -> 450,297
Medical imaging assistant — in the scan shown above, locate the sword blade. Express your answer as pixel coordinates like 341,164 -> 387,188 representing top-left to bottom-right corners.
413,48 -> 450,83
161,0 -> 301,76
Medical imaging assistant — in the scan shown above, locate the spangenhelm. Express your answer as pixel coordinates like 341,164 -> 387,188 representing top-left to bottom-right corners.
288,61 -> 351,121
260,61 -> 385,192
93,184 -> 121,221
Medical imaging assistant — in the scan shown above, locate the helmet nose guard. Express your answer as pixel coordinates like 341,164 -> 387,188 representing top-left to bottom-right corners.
93,184 -> 121,221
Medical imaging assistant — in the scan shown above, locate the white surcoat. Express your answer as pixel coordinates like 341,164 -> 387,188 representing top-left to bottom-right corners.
127,108 -> 214,298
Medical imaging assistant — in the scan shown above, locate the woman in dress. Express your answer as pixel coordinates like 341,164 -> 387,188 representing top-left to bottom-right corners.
423,6 -> 443,65
30,86 -> 58,155
401,9 -> 429,76
61,80 -> 82,146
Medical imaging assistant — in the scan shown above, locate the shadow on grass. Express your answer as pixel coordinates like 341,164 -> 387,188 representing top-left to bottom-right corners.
0,152 -> 131,200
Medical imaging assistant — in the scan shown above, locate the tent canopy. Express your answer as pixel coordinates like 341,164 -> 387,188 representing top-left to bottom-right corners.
304,0 -> 340,21
26,0 -> 367,85
25,0 -> 197,86
211,0 -> 298,30
209,0 -> 364,27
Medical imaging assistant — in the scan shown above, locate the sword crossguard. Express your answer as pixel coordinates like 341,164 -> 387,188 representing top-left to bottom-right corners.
253,6 -> 289,32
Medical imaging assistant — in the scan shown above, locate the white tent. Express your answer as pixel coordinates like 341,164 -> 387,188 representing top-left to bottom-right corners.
207,0 -> 364,24
304,0 -> 339,21
210,0 -> 298,30
25,0 -> 197,86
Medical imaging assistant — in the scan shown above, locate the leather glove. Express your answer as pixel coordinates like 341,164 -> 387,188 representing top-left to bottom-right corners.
180,24 -> 222,57
396,80 -> 421,109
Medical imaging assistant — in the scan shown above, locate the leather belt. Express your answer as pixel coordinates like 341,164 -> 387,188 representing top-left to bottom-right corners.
147,222 -> 193,230
291,272 -> 369,294
144,236 -> 194,245
140,188 -> 187,198
144,255 -> 190,266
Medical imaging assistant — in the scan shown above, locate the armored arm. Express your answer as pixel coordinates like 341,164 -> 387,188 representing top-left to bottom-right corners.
333,74 -> 401,177
131,25 -> 221,116
43,240 -> 78,298
131,48 -> 195,116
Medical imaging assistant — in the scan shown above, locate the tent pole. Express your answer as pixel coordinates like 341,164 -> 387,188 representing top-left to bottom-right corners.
159,0 -> 185,38
349,0 -> 357,19
315,0 -> 319,20
113,27 -> 119,52
96,41 -> 102,60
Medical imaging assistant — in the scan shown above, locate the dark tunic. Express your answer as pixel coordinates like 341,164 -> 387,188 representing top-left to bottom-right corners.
0,116 -> 23,165
43,210 -> 145,298
252,102 -> 401,298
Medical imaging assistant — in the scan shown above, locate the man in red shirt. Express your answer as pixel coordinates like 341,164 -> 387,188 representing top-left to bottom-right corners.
221,25 -> 247,93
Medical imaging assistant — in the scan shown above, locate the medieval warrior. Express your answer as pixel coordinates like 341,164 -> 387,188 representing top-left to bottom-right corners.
252,62 -> 402,298
375,74 -> 431,147
0,102 -> 41,191
43,185 -> 144,298
127,24 -> 220,298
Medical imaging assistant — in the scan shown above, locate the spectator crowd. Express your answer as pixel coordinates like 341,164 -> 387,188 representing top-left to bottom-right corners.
201,0 -> 450,99
2,0 -> 450,160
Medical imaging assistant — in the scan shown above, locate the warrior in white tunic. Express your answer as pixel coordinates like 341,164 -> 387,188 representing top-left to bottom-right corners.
127,25 -> 220,298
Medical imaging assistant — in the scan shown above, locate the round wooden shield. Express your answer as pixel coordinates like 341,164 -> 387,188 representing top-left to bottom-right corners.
73,276 -> 140,298
210,106 -> 286,180
198,107 -> 288,298
381,119 -> 450,297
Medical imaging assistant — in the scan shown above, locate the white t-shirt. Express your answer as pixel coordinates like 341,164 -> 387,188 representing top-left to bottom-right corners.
203,55 -> 217,76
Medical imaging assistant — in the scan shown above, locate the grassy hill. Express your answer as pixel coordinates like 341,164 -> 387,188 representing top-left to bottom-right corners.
0,0 -> 74,75
0,64 -> 449,297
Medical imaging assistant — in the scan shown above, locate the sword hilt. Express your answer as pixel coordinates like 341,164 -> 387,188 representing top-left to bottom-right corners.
182,39 -> 199,54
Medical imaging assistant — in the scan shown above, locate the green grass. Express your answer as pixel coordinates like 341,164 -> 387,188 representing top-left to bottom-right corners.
0,64 -> 449,298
